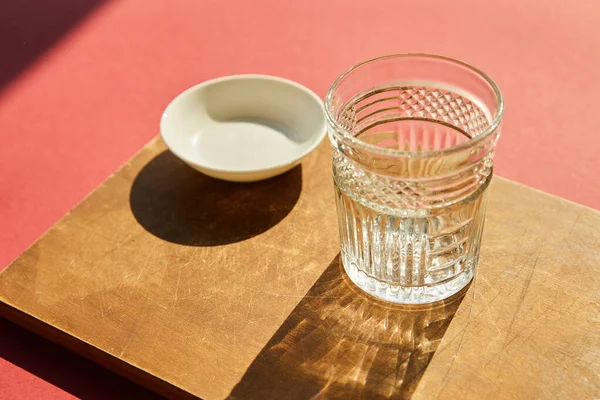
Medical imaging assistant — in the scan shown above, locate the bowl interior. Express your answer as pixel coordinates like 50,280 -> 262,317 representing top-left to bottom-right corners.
161,76 -> 325,173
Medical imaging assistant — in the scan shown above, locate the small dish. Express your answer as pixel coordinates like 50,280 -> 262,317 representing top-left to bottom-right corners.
160,74 -> 326,182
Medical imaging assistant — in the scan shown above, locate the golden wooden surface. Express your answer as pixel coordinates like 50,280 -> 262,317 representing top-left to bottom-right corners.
1,137 -> 599,399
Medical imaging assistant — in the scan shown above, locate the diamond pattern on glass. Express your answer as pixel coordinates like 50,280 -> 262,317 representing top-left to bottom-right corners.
343,86 -> 490,138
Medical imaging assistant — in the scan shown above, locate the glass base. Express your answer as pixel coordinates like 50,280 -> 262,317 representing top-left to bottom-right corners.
342,251 -> 474,304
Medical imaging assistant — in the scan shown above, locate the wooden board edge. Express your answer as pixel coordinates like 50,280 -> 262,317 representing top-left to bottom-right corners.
0,300 -> 198,400
495,176 -> 599,213
0,136 -> 162,272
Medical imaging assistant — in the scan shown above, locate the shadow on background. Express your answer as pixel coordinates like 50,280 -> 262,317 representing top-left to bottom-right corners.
0,318 -> 163,400
130,151 -> 302,246
0,0 -> 106,92
1,3 -> 144,397
229,255 -> 470,400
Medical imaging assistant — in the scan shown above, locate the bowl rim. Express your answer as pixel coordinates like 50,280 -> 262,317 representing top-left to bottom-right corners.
160,74 -> 327,175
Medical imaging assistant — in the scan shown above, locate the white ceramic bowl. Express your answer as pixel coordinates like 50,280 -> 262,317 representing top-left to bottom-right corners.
160,75 -> 326,182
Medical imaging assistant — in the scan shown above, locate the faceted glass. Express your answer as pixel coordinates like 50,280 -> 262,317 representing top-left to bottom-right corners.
325,54 -> 503,304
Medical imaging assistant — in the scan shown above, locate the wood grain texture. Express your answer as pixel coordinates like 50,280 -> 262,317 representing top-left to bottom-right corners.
413,181 -> 600,399
1,137 -> 599,399
0,137 -> 340,400
229,255 -> 471,400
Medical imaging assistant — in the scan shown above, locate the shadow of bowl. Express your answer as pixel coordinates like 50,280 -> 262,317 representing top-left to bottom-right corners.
129,151 -> 302,246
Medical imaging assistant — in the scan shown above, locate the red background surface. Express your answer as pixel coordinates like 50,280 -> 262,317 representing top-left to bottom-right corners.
1,0 -> 599,398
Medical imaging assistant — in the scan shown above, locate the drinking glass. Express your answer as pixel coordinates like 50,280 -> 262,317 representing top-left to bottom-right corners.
325,54 -> 503,304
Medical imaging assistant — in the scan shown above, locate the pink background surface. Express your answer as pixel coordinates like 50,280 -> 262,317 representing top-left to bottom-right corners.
1,0 -> 599,398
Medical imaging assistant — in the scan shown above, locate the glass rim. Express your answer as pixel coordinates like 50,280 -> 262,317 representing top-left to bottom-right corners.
324,53 -> 504,158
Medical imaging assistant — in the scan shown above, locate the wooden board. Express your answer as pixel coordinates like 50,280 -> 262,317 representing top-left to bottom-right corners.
1,137 -> 599,399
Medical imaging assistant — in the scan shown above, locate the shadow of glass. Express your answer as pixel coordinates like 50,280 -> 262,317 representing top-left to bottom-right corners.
129,151 -> 302,246
229,255 -> 470,400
